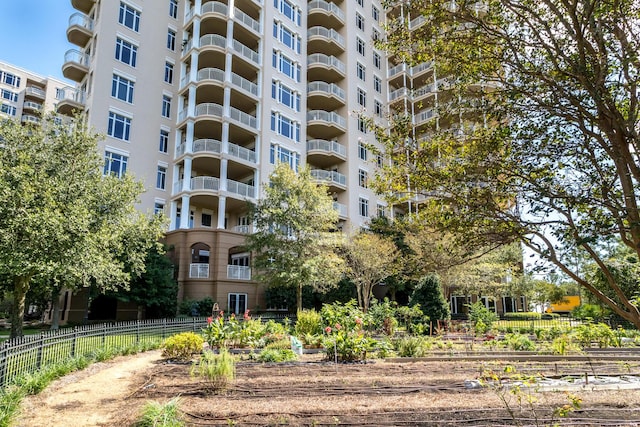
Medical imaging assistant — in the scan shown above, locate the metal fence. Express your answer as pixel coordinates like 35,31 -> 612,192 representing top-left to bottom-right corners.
0,317 -> 209,388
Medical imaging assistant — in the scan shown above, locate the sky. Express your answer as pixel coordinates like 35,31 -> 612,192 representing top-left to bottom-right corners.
3,0 -> 76,81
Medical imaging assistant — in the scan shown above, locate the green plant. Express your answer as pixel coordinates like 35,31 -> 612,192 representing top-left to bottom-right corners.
368,298 -> 398,335
137,398 -> 185,427
396,305 -> 428,334
393,335 -> 432,357
409,274 -> 451,326
504,312 -> 542,320
162,332 -> 204,361
503,333 -> 536,351
190,349 -> 236,393
550,335 -> 581,355
257,348 -> 298,363
320,301 -> 376,362
571,304 -> 606,322
295,309 -> 323,337
467,302 -> 498,336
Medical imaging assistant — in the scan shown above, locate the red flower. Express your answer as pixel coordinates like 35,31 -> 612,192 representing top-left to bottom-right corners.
325,326 -> 332,334
244,309 -> 251,320
206,317 -> 213,325
355,317 -> 363,325
335,323 -> 342,330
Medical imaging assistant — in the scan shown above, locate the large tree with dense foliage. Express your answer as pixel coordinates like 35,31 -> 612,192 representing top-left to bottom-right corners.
375,0 -> 640,327
245,163 -> 343,311
0,115 -> 164,337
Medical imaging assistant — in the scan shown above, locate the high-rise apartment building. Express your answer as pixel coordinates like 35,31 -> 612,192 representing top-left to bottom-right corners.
58,0 -> 396,315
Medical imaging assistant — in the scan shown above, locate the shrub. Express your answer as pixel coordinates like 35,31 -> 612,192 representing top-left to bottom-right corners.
162,332 -> 204,361
396,305 -> 428,335
504,312 -> 542,320
572,323 -> 614,348
393,336 -> 432,358
295,309 -> 323,337
572,304 -> 607,322
257,348 -> 298,363
503,333 -> 536,351
320,300 -> 377,362
467,301 -> 498,335
137,398 -> 185,427
368,298 -> 398,335
409,274 -> 451,325
190,349 -> 235,393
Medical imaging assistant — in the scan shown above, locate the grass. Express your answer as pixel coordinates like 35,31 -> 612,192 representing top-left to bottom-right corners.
190,349 -> 236,394
136,398 -> 185,427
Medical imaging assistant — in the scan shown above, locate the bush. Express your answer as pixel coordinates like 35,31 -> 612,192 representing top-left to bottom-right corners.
295,309 -> 323,337
190,349 -> 235,393
504,312 -> 542,320
162,332 -> 204,361
396,305 -> 428,335
467,301 -> 498,335
137,398 -> 185,427
257,348 -> 298,363
320,301 -> 376,362
392,336 -> 432,358
409,274 -> 451,325
368,298 -> 398,335
571,304 -> 607,322
503,333 -> 536,351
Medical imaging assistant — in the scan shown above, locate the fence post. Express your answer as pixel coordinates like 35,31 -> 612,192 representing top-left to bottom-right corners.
36,332 -> 45,370
102,323 -> 107,347
193,316 -> 197,332
71,327 -> 78,358
136,320 -> 140,345
162,318 -> 167,340
0,343 -> 8,387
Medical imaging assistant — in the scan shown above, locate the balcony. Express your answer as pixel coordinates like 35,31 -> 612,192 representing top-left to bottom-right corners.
201,1 -> 228,17
198,34 -> 226,52
71,0 -> 95,14
229,106 -> 258,131
234,8 -> 261,34
308,0 -> 345,27
414,108 -> 436,125
233,225 -> 253,233
333,201 -> 347,218
232,39 -> 261,66
231,72 -> 259,97
174,176 -> 221,194
227,179 -> 256,199
228,142 -> 257,164
307,54 -> 345,82
21,115 -> 40,125
192,102 -> 224,121
189,263 -> 209,278
22,101 -> 43,113
307,110 -> 346,139
67,12 -> 93,47
56,87 -> 86,115
24,86 -> 46,100
307,81 -> 345,110
310,169 -> 347,191
227,265 -> 251,280
306,139 -> 346,167
308,27 -> 345,56
62,49 -> 90,82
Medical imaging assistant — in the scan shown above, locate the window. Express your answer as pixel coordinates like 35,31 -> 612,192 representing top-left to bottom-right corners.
357,37 -> 365,56
372,5 -> 379,21
119,2 -> 140,31
164,61 -> 174,83
358,169 -> 368,188
228,293 -> 247,315
374,75 -> 382,93
0,71 -> 21,88
358,142 -> 367,160
357,88 -> 366,107
356,0 -> 363,6
0,103 -> 16,116
450,296 -> 470,315
373,52 -> 381,68
159,129 -> 169,153
154,202 -> 164,215
356,13 -> 364,30
169,0 -> 178,18
272,50 -> 301,82
270,112 -> 301,142
377,203 -> 386,217
357,62 -> 365,81
156,165 -> 167,189
108,112 -> 131,141
115,38 -> 138,67
358,117 -> 367,133
270,144 -> 300,170
1,89 -> 18,102
271,80 -> 301,111
502,297 -> 517,313
161,95 -> 172,118
374,100 -> 383,117
359,197 -> 369,217
480,296 -> 497,312
274,0 -> 301,25
111,74 -> 134,103
201,212 -> 212,227
273,22 -> 301,53
167,29 -> 176,50
104,151 -> 128,178
372,28 -> 380,41
377,153 -> 384,167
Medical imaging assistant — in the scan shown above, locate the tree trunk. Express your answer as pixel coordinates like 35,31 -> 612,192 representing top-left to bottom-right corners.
50,289 -> 62,330
10,275 -> 31,339
137,305 -> 144,321
296,283 -> 303,312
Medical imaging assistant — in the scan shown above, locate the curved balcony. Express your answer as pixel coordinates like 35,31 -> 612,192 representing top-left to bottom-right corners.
310,169 -> 347,192
308,0 -> 345,28
308,27 -> 345,56
306,139 -> 346,168
307,110 -> 346,139
307,81 -> 345,110
24,86 -> 46,100
199,34 -> 226,52
67,12 -> 93,47
62,49 -> 90,83
56,87 -> 86,116
194,102 -> 224,120
22,101 -> 43,113
21,115 -> 41,125
71,0 -> 95,14
201,1 -> 228,17
307,54 -> 345,82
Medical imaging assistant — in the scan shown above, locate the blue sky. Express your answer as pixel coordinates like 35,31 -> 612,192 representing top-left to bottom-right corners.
4,1 -> 76,81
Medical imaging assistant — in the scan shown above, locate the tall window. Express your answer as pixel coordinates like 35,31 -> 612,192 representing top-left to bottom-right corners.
377,203 -> 386,217
115,38 -> 138,67
111,74 -> 134,103
270,144 -> 300,170
167,29 -> 176,50
201,211 -> 212,227
154,202 -> 164,215
164,61 -> 174,83
372,5 -> 380,21
358,169 -> 368,188
228,293 -> 247,315
273,22 -> 301,53
107,111 -> 131,141
357,88 -> 366,107
372,28 -> 380,41
373,52 -> 381,69
356,13 -> 364,30
169,0 -> 178,18
0,71 -> 21,88
274,0 -> 301,25
156,165 -> 167,189
104,151 -> 128,178
374,100 -> 383,117
356,0 -> 364,6
271,80 -> 300,111
359,197 -> 369,217
161,95 -> 172,118
119,2 -> 140,31
159,129 -> 169,153
270,112 -> 300,142
1,89 -> 18,102
357,37 -> 365,56
357,62 -> 365,81
358,117 -> 367,133
0,103 -> 17,116
272,50 -> 301,82
374,75 -> 382,93
358,142 -> 367,160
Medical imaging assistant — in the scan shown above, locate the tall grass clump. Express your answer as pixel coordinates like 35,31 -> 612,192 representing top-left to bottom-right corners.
136,398 -> 185,427
190,349 -> 235,393
162,332 -> 204,361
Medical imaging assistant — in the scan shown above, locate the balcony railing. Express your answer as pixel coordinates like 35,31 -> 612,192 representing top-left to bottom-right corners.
412,61 -> 434,75
233,225 -> 252,233
199,34 -> 226,50
389,87 -> 408,101
22,101 -> 43,111
388,63 -> 407,78
415,108 -> 436,124
306,139 -> 346,157
231,72 -> 259,96
333,201 -> 347,217
307,81 -> 345,101
307,110 -> 346,128
64,49 -> 90,67
227,265 -> 251,280
68,12 -> 94,31
232,39 -> 260,65
193,138 -> 222,154
25,86 -> 46,98
21,115 -> 40,124
307,27 -> 345,48
56,87 -> 86,104
227,179 -> 255,198
190,263 -> 209,278
310,169 -> 347,187
201,1 -> 228,15
307,54 -> 345,73
198,67 -> 225,83
228,142 -> 257,163
308,0 -> 345,21
229,106 -> 257,129
195,102 -> 224,118
234,8 -> 261,33
191,176 -> 220,191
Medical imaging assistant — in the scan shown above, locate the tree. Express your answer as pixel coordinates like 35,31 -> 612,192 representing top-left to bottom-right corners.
0,115 -> 164,337
376,0 -> 640,328
245,163 -> 343,311
409,273 -> 451,324
342,232 -> 398,312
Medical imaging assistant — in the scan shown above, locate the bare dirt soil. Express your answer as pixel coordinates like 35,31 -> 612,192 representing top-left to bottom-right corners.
15,350 -> 640,426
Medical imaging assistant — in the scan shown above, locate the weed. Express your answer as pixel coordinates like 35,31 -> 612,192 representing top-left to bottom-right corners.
190,349 -> 236,393
136,398 -> 184,427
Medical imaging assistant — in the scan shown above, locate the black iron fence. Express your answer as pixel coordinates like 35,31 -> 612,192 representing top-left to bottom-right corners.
0,317 -> 209,388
